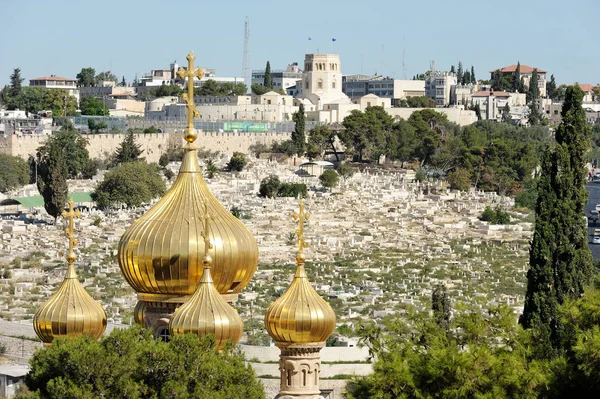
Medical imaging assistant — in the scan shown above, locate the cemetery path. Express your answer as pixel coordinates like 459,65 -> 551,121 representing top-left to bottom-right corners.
586,182 -> 600,259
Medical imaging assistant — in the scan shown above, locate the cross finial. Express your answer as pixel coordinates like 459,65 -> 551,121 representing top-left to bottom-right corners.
61,198 -> 81,264
292,199 -> 310,261
200,200 -> 213,258
176,51 -> 205,144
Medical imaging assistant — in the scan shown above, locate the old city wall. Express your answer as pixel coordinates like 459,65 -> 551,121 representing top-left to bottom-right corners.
0,130 -> 291,162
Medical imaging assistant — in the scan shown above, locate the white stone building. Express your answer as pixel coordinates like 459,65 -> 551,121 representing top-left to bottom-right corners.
29,75 -> 79,99
425,71 -> 457,106
252,62 -> 303,91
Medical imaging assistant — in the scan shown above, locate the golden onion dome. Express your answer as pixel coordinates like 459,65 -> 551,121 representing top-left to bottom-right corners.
34,200 -> 107,344
169,255 -> 243,348
264,201 -> 336,344
117,147 -> 258,298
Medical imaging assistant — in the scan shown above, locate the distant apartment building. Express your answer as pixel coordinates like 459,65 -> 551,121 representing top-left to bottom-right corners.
425,72 -> 457,106
29,75 -> 79,99
490,64 -> 547,97
471,91 -> 527,121
579,84 -> 597,103
451,84 -> 477,106
251,63 -> 303,91
342,75 -> 425,105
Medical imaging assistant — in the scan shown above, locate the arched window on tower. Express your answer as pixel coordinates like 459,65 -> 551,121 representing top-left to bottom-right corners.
318,79 -> 323,89
332,81 -> 336,89
302,369 -> 307,387
157,327 -> 170,342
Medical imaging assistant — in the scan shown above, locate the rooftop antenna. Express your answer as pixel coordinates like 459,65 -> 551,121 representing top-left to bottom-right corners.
242,17 -> 250,93
431,60 -> 436,72
402,36 -> 407,79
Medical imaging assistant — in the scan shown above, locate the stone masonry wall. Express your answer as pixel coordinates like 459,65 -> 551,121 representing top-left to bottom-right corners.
0,130 -> 291,163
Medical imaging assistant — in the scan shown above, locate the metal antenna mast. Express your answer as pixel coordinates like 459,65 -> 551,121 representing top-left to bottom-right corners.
242,17 -> 250,93
402,36 -> 407,79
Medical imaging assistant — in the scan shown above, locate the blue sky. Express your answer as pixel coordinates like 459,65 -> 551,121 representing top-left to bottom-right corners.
0,0 -> 598,87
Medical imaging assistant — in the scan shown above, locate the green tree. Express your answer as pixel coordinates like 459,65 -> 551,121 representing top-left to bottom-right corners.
513,62 -> 522,92
93,161 -> 165,208
470,65 -> 476,84
528,99 -> 544,126
9,68 -> 24,97
431,284 -> 451,331
37,130 -> 91,179
44,89 -> 77,116
121,76 -> 126,87
341,106 -> 393,162
319,169 -> 339,190
463,70 -> 471,85
227,152 -> 247,172
547,74 -> 557,100
205,159 -> 218,178
521,85 -> 594,357
248,142 -> 271,158
251,84 -> 284,95
447,168 -> 472,191
264,61 -> 273,89
501,103 -> 511,123
36,145 -> 68,223
449,65 -> 455,74
80,95 -> 109,116
456,61 -> 463,85
87,118 -> 108,133
155,83 -> 182,97
22,326 -> 265,399
307,125 -> 341,161
527,68 -> 540,103
259,175 -> 281,197
0,154 -> 29,193
76,67 -> 96,87
114,131 -> 143,165
291,103 -> 306,155
95,71 -> 118,85
336,162 -> 355,182
405,96 -> 436,108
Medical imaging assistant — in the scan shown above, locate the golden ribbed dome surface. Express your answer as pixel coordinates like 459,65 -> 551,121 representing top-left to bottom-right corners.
169,256 -> 243,348
34,263 -> 107,343
264,200 -> 336,344
118,148 -> 258,297
264,262 -> 336,343
34,199 -> 107,344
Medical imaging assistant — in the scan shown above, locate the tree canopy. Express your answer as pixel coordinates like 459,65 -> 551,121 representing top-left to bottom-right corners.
291,103 -> 306,155
93,161 -> 165,208
0,154 -> 29,193
79,95 -> 109,116
195,80 -> 247,96
227,152 -> 248,172
114,130 -> 144,165
521,85 -> 594,357
21,325 -> 265,399
36,144 -> 68,222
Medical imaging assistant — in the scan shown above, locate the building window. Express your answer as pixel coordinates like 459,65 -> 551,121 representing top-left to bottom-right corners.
318,80 -> 323,89
332,81 -> 336,89
157,327 -> 170,342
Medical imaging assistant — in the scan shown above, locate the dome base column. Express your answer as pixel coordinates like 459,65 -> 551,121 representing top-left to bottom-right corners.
275,342 -> 326,399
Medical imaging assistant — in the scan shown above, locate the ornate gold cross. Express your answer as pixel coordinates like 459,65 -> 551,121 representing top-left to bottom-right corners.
201,200 -> 213,257
176,52 -> 204,143
61,198 -> 80,263
292,200 -> 310,257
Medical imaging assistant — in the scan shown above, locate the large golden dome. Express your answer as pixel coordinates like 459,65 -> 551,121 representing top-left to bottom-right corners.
34,200 -> 107,344
118,147 -> 258,298
264,201 -> 336,344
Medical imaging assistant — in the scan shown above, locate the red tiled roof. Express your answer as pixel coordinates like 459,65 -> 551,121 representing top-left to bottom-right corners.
472,91 -> 511,97
29,76 -> 76,82
490,64 -> 546,74
579,84 -> 594,92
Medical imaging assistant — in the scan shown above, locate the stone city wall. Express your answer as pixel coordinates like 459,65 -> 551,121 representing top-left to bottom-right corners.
0,130 -> 291,163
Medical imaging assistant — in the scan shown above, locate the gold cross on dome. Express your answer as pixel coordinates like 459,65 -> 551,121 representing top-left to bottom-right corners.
292,200 -> 310,256
176,52 -> 204,143
201,200 -> 213,256
61,198 -> 80,262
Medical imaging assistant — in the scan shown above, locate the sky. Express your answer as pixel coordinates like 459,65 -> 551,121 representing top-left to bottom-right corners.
1,0 -> 598,87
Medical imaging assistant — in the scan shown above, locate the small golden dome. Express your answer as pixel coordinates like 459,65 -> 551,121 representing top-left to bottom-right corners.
34,200 -> 107,344
264,262 -> 336,343
169,259 -> 243,349
264,200 -> 336,343
118,147 -> 258,298
34,263 -> 107,344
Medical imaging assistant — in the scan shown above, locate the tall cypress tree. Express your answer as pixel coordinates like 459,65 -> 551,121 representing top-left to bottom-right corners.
456,62 -> 463,86
37,146 -> 68,224
470,66 -> 476,84
9,68 -> 24,98
527,68 -> 540,103
291,103 -> 306,156
512,62 -> 521,92
521,85 -> 593,357
450,65 -> 456,74
547,74 -> 557,100
264,61 -> 273,89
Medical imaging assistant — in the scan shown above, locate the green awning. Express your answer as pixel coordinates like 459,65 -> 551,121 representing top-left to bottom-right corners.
0,192 -> 94,208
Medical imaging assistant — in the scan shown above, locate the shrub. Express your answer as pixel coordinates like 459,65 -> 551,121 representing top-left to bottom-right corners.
447,168 -> 472,191
479,206 -> 510,224
227,152 -> 247,172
